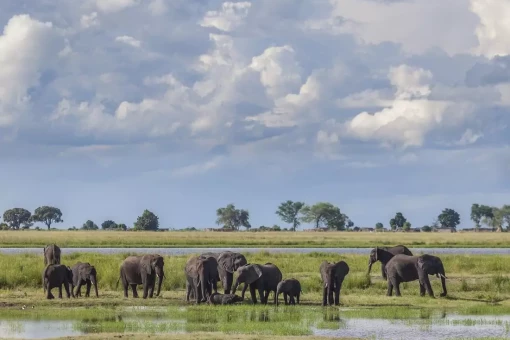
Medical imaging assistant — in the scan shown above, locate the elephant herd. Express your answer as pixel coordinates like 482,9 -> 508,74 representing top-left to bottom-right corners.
38,244 -> 448,304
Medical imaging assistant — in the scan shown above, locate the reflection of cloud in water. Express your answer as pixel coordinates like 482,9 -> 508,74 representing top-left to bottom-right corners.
0,321 -> 82,339
313,315 -> 510,340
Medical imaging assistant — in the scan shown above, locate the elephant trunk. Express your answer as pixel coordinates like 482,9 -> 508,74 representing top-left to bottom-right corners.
200,273 -> 207,302
156,269 -> 164,297
276,288 -> 281,306
367,259 -> 373,275
439,268 -> 447,297
91,276 -> 99,297
232,279 -> 240,294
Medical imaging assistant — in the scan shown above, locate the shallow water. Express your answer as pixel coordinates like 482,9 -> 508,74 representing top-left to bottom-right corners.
0,309 -> 508,340
2,247 -> 510,255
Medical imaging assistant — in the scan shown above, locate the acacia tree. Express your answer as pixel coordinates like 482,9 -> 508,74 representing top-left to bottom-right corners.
216,204 -> 251,230
389,212 -> 406,230
437,208 -> 460,230
300,202 -> 347,230
276,200 -> 305,231
101,220 -> 117,230
32,206 -> 63,230
134,209 -> 159,231
403,221 -> 412,232
3,208 -> 32,230
375,222 -> 384,230
81,220 -> 99,230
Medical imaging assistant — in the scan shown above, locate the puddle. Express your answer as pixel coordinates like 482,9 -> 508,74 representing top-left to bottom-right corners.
0,308 -> 508,340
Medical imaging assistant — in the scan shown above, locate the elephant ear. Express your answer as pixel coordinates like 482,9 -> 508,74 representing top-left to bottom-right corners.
143,257 -> 152,275
244,265 -> 263,284
418,256 -> 435,275
218,253 -> 235,273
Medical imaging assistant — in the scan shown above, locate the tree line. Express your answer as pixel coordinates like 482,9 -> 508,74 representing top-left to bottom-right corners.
0,202 -> 509,231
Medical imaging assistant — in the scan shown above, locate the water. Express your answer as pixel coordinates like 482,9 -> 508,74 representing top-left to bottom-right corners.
1,312 -> 508,339
2,247 -> 510,255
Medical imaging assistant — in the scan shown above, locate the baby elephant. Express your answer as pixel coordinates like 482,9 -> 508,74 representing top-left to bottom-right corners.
208,292 -> 244,305
42,264 -> 74,299
276,278 -> 301,306
71,262 -> 99,297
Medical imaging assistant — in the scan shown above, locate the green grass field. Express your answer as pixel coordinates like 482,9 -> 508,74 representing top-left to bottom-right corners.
2,250 -> 510,339
0,230 -> 509,248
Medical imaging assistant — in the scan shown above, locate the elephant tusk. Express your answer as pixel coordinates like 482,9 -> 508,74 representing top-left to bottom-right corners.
439,274 -> 448,279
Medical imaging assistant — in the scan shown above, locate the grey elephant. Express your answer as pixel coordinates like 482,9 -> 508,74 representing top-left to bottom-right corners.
232,263 -> 282,305
385,254 -> 448,297
118,254 -> 165,298
201,251 -> 248,294
42,264 -> 74,299
185,254 -> 219,303
43,244 -> 61,266
208,292 -> 244,305
276,278 -> 301,306
320,260 -> 349,306
368,245 -> 413,279
71,262 -> 98,298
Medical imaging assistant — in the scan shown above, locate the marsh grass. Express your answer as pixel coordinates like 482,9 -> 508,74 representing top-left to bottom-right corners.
3,230 -> 510,248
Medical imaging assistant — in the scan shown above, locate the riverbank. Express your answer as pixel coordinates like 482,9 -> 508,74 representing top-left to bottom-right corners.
1,230 -> 510,248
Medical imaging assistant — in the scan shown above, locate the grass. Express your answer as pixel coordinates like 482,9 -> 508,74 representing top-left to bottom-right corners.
47,334 -> 352,340
2,230 -> 510,248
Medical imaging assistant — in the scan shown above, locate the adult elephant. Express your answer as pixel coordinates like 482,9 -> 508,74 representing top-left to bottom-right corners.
385,254 -> 448,297
320,260 -> 349,306
71,262 -> 99,297
43,244 -> 61,266
200,251 -> 248,294
119,254 -> 164,299
367,245 -> 413,279
42,264 -> 74,299
185,254 -> 219,303
232,263 -> 282,305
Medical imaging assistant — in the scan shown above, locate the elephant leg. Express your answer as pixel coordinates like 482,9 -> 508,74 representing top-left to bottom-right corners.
297,292 -> 300,304
259,288 -> 266,305
328,286 -> 334,306
86,281 -> 91,297
130,284 -> 139,298
58,284 -> 63,299
386,280 -> 393,296
185,281 -> 191,302
273,290 -> 277,305
419,282 -> 425,297
290,294 -> 296,305
64,281 -> 72,298
241,283 -> 248,300
46,285 -> 54,299
334,281 -> 341,305
322,286 -> 328,306
224,273 -> 233,294
423,277 -> 434,297
249,284 -> 257,304
142,277 -> 149,299
284,292 -> 288,305
381,264 -> 387,280
394,280 -> 402,297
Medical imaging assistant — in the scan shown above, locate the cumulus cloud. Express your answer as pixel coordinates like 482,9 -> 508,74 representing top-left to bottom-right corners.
115,35 -> 141,48
95,0 -> 139,13
470,0 -> 510,58
81,12 -> 99,29
200,2 -> 252,32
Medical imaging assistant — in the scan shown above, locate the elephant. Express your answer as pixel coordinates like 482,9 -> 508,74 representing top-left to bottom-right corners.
385,254 -> 448,297
232,263 -> 282,305
320,260 -> 349,306
185,254 -> 219,303
276,278 -> 301,306
201,251 -> 248,294
42,264 -> 74,299
367,245 -> 413,279
71,262 -> 98,297
208,292 -> 244,305
43,244 -> 61,266
118,254 -> 164,299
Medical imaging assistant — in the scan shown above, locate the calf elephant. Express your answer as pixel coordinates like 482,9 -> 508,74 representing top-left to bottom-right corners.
320,260 -> 349,306
232,263 -> 282,305
208,292 -> 244,305
119,254 -> 164,298
367,245 -> 413,279
185,254 -> 219,303
71,262 -> 98,297
276,278 -> 301,306
200,251 -> 248,294
385,254 -> 448,297
43,244 -> 61,266
42,264 -> 73,299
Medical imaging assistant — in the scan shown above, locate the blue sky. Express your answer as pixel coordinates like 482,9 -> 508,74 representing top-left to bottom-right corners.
0,0 -> 509,230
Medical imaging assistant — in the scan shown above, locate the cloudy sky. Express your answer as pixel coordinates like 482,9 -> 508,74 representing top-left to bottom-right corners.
0,0 -> 509,230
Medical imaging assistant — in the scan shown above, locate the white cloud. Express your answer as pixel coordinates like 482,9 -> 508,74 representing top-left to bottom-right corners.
456,128 -> 483,145
148,0 -> 167,16
0,14 -> 61,126
200,2 -> 252,32
80,12 -> 99,29
115,35 -> 141,48
95,0 -> 139,13
170,157 -> 224,177
470,0 -> 510,58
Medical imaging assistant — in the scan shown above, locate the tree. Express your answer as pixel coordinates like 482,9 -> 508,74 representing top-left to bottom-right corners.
471,204 -> 482,229
101,220 -> 117,230
81,220 -> 98,230
275,200 -> 305,231
421,225 -> 432,232
3,208 -> 32,230
403,221 -> 412,232
216,204 -> 251,230
32,206 -> 63,230
300,202 -> 347,230
375,222 -> 383,230
437,208 -> 460,230
117,223 -> 127,231
390,212 -> 406,230
134,209 -> 159,231
345,218 -> 354,230
499,205 -> 510,230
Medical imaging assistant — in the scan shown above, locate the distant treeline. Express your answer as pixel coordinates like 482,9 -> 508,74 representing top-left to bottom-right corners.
1,202 -> 509,232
